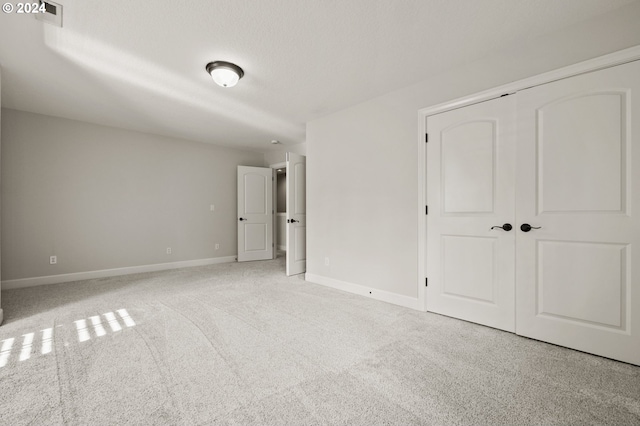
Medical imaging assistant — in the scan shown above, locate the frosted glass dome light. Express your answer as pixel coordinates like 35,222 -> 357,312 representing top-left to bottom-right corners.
206,61 -> 244,88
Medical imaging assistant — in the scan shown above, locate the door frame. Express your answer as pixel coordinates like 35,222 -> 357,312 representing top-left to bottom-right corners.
417,45 -> 640,312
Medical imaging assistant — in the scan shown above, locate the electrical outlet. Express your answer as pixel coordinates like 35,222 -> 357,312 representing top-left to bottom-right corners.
324,257 -> 330,266
50,255 -> 57,265
210,204 -> 215,211
166,247 -> 172,255
215,243 -> 220,250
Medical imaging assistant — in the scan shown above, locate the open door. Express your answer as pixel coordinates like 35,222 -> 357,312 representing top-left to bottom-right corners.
237,166 -> 273,262
286,153 -> 306,275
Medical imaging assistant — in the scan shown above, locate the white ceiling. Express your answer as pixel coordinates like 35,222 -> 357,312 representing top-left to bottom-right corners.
0,0 -> 635,151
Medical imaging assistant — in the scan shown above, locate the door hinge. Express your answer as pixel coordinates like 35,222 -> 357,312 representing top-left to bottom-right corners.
425,133 -> 428,143
425,278 -> 428,287
425,205 -> 428,215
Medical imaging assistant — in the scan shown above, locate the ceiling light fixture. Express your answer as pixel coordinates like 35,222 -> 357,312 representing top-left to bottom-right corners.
206,61 -> 244,87
271,140 -> 281,145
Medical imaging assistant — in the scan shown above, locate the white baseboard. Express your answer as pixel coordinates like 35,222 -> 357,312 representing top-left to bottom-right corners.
304,273 -> 420,311
1,256 -> 237,290
277,245 -> 286,251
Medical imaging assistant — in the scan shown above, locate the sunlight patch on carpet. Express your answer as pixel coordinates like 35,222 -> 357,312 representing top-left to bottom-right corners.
0,309 -> 137,368
0,338 -> 15,367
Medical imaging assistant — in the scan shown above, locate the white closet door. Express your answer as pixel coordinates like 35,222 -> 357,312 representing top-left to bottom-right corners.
426,95 -> 516,332
237,166 -> 273,262
516,60 -> 640,365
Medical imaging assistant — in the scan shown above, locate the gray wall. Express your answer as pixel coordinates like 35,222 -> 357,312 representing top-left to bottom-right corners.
276,172 -> 286,213
306,2 -> 640,299
1,109 -> 264,281
276,214 -> 287,250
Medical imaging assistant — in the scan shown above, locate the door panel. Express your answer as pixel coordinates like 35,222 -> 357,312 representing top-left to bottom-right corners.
237,166 -> 273,262
427,95 -> 516,332
537,240 -> 626,329
516,60 -> 640,365
244,223 -> 268,251
538,92 -> 625,214
294,225 -> 306,263
286,153 -> 306,276
244,174 -> 268,214
443,121 -> 496,213
442,235 -> 496,303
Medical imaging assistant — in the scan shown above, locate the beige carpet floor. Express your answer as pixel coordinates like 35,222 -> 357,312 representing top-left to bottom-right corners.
0,255 -> 639,425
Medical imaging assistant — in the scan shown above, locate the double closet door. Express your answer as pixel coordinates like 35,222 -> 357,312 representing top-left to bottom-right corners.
426,60 -> 640,365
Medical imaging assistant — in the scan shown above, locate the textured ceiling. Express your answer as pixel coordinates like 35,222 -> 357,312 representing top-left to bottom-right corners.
0,0 -> 635,151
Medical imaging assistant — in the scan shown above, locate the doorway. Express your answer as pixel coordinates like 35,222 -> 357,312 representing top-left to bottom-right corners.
270,152 -> 307,276
273,164 -> 287,255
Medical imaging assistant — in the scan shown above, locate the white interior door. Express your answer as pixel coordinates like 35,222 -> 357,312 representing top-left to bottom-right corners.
286,152 -> 306,276
515,60 -> 640,365
237,166 -> 273,262
426,95 -> 516,332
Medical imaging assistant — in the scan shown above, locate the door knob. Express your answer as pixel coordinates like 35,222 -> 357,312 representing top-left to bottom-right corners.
490,223 -> 512,231
520,223 -> 541,232
239,217 -> 247,221
290,219 -> 299,223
